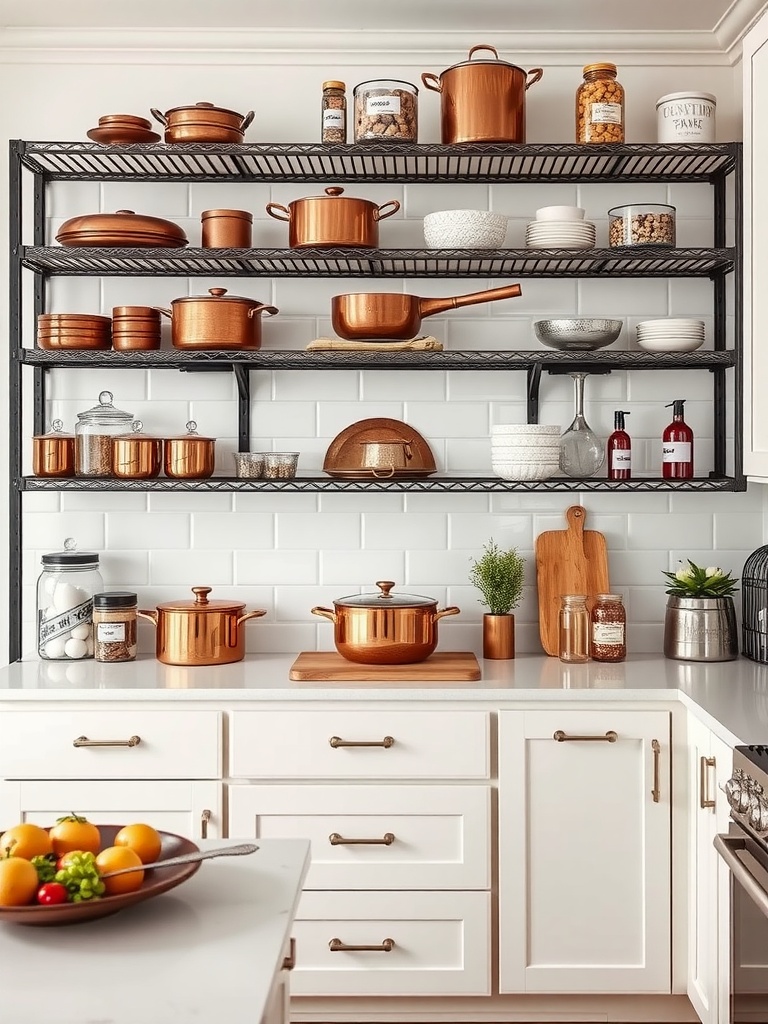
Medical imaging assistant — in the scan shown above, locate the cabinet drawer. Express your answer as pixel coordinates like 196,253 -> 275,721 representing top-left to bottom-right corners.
0,710 -> 221,780
291,890 -> 491,997
229,710 -> 490,779
228,783 -> 490,890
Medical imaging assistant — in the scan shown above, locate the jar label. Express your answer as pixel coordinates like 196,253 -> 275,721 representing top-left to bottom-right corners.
611,450 -> 632,469
593,622 -> 625,644
38,599 -> 93,645
97,622 -> 126,642
366,94 -> 401,116
662,441 -> 692,463
590,102 -> 622,124
323,109 -> 345,128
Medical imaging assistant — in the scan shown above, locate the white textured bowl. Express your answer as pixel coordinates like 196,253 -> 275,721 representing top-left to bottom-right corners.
491,438 -> 562,450
535,205 -> 586,222
493,462 -> 560,481
491,423 -> 561,436
424,209 -> 508,249
492,444 -> 561,457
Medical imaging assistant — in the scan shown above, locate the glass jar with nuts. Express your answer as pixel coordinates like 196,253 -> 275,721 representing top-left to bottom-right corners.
608,204 -> 676,247
321,80 -> 347,144
576,62 -> 624,144
353,79 -> 418,142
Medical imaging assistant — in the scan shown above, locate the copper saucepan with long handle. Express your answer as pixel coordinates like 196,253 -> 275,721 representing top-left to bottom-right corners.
331,282 -> 522,341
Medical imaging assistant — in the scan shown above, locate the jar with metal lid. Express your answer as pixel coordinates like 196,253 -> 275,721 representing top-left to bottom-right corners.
36,538 -> 103,661
558,594 -> 590,663
576,63 -> 624,143
353,80 -> 418,142
74,390 -> 134,477
32,418 -> 75,478
590,593 -> 627,662
322,80 -> 347,143
93,591 -> 138,663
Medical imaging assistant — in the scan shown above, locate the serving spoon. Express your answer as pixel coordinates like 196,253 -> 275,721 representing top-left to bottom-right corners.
99,842 -> 259,878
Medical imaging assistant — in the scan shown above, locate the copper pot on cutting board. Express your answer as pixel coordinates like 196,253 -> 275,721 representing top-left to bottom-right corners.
311,580 -> 460,664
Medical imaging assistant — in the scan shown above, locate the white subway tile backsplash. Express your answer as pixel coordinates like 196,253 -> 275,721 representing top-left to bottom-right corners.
101,276 -> 190,312
48,368 -> 148,402
404,401 -> 488,437
22,493 -> 60,512
320,550 -> 405,585
237,550 -> 318,585
61,492 -> 147,512
578,278 -> 669,317
254,624 -> 317,654
490,183 -> 580,218
318,401 -> 403,436
193,513 -> 273,550
24,512 -> 105,550
445,437 -> 493,473
189,181 -> 271,217
101,551 -> 150,587
108,513 -> 190,550
149,493 -> 233,512
148,550 -> 233,586
450,512 -> 532,551
404,183 -> 491,218
363,512 -> 447,551
444,317 -> 534,351
319,492 -> 403,513
362,370 -> 446,401
278,512 -> 360,549
235,493 -> 317,512
48,181 -> 101,218
609,550 -> 669,586
274,370 -> 358,402
713,515 -> 764,551
407,548 -> 478,586
150,370 -> 236,402
101,181 -> 190,218
629,513 -> 713,550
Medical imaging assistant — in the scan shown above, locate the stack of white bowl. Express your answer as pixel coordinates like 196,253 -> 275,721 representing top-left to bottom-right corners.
636,318 -> 705,352
491,424 -> 562,481
525,205 -> 596,250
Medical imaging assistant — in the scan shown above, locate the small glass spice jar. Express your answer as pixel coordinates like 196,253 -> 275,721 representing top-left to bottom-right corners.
576,62 -> 625,143
558,594 -> 590,663
590,593 -> 627,662
93,591 -> 138,663
322,80 -> 347,144
37,538 -> 103,661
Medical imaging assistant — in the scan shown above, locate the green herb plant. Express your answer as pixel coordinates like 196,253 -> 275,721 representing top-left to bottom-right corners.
468,539 -> 525,616
662,558 -> 739,598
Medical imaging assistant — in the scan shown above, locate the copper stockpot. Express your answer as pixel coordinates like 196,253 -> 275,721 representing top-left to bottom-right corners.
266,187 -> 400,248
156,288 -> 278,350
32,419 -> 75,478
151,101 -> 254,143
201,209 -> 253,248
164,421 -> 216,479
311,580 -> 460,665
331,282 -> 522,341
138,586 -> 266,666
421,44 -> 543,143
112,421 -> 163,479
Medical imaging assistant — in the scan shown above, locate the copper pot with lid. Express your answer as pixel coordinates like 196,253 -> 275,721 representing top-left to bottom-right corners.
156,288 -> 278,350
266,187 -> 400,248
151,101 -> 254,143
311,580 -> 460,664
138,586 -> 266,665
112,420 -> 163,479
164,421 -> 216,479
422,44 -> 543,143
55,209 -> 188,248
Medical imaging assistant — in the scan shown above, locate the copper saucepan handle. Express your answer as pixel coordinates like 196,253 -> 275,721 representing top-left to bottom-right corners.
247,304 -> 279,319
153,307 -> 173,319
374,200 -> 401,222
311,606 -> 337,624
420,73 -> 442,94
526,68 -> 544,89
150,107 -> 168,127
418,283 -> 522,320
137,609 -> 159,626
240,110 -> 255,132
237,609 -> 268,627
265,202 -> 291,223
434,606 -> 461,622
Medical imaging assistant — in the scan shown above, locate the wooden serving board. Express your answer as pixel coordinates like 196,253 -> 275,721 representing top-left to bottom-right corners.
290,651 -> 481,681
535,504 -> 610,657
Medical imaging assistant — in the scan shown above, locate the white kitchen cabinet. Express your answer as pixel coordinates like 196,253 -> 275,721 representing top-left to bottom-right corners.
498,709 -> 670,994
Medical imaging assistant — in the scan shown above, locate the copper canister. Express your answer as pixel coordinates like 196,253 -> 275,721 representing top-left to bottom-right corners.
32,419 -> 75,478
201,209 -> 253,248
164,421 -> 216,479
112,420 -> 163,479
111,306 -> 162,350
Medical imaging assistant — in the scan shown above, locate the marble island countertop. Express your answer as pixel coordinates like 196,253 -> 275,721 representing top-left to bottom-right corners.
1,651 -> 767,747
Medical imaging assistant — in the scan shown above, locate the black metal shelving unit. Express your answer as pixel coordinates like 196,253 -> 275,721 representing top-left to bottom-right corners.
8,139 -> 745,661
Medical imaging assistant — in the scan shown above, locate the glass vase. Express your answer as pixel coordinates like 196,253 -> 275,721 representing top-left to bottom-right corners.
559,373 -> 605,478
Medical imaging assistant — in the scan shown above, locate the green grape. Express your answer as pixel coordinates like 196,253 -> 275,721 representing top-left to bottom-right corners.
30,854 -> 57,884
54,851 -> 106,902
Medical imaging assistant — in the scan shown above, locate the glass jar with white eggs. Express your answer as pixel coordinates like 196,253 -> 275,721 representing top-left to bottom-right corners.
36,539 -> 103,660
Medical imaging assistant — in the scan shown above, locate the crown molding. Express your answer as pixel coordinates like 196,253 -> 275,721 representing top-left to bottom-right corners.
715,0 -> 768,55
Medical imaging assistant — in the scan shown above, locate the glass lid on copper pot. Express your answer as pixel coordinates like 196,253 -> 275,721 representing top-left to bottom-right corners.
33,418 -> 73,440
334,581 -> 437,608
166,420 -> 215,441
76,391 -> 134,427
155,586 -> 246,612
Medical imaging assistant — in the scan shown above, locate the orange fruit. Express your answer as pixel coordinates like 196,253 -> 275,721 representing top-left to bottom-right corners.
49,814 -> 101,857
0,856 -> 40,906
95,846 -> 144,895
0,823 -> 53,860
114,823 -> 162,865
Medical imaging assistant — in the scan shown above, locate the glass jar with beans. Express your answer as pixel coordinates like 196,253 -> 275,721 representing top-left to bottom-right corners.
576,62 -> 624,143
74,390 -> 134,476
608,204 -> 676,247
353,79 -> 418,142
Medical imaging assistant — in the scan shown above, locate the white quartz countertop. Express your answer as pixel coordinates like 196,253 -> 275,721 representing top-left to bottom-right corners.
0,837 -> 310,1024
1,652 -> 765,747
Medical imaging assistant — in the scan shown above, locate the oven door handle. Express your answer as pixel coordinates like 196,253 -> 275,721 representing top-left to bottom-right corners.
714,833 -> 768,917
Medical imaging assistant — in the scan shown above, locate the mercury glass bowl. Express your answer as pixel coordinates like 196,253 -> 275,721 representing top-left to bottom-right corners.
533,318 -> 623,351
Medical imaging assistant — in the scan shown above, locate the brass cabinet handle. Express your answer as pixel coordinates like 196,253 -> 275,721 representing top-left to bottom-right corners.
553,729 -> 618,743
329,832 -> 395,846
282,937 -> 296,971
73,734 -> 141,748
652,739 -> 661,803
201,808 -> 211,839
329,937 -> 395,952
700,756 -> 716,809
329,735 -> 395,748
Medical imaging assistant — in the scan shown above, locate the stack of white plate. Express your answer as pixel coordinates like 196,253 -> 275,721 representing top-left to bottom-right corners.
636,318 -> 705,352
525,220 -> 596,250
491,424 -> 562,481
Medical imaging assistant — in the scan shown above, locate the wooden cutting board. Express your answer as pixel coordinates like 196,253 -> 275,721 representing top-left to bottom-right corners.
535,504 -> 610,656
289,651 -> 481,681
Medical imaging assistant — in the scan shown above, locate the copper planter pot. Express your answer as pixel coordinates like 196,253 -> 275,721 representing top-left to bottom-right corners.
482,613 -> 515,660
138,586 -> 266,666
151,102 -> 254,143
266,187 -> 400,248
311,580 -> 460,665
156,288 -> 278,350
422,44 -> 543,143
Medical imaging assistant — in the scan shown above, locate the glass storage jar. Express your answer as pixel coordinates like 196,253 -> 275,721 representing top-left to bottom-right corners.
608,204 -> 676,247
353,79 -> 418,142
93,591 -> 138,663
74,390 -> 134,477
558,594 -> 590,663
37,538 -> 103,661
576,62 -> 624,143
590,593 -> 627,662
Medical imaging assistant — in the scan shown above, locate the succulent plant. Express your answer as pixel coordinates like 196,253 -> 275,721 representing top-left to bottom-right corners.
468,540 -> 525,616
662,559 -> 739,598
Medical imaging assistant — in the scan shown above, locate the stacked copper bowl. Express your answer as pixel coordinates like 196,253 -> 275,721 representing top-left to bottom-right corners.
112,306 -> 162,351
37,313 -> 111,351
87,114 -> 161,145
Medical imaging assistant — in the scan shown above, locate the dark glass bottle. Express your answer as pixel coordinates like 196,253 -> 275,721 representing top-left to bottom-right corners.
662,399 -> 694,479
607,409 -> 631,480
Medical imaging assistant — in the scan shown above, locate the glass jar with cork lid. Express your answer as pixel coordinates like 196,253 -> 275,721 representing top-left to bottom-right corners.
576,63 -> 625,143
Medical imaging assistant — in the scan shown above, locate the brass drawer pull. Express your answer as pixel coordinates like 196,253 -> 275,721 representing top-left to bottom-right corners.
553,729 -> 618,743
329,832 -> 395,846
329,937 -> 395,952
201,808 -> 211,839
73,734 -> 141,748
329,735 -> 395,748
652,738 -> 661,803
700,755 -> 716,809
282,937 -> 296,971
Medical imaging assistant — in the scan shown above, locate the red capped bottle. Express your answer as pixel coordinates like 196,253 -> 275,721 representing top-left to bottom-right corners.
607,409 -> 631,480
662,399 -> 693,479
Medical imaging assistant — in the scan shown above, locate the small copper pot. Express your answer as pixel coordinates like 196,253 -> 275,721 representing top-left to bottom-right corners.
201,209 -> 253,248
151,101 -> 254,143
156,288 -> 278,350
112,421 -> 163,479
138,586 -> 266,666
164,421 -> 216,479
311,580 -> 460,665
266,187 -> 400,248
32,419 -> 75,478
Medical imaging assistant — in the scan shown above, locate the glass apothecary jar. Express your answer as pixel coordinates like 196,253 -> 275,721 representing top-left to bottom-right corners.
75,390 -> 134,477
576,62 -> 624,143
558,594 -> 590,663
590,593 -> 627,662
37,538 -> 103,661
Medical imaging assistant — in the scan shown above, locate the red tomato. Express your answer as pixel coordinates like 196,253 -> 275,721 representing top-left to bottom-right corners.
36,882 -> 69,905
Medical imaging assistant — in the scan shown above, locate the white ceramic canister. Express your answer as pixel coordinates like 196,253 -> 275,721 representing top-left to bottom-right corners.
656,91 -> 716,143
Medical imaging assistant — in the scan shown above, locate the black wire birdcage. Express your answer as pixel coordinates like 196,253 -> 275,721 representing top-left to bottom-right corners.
742,545 -> 768,663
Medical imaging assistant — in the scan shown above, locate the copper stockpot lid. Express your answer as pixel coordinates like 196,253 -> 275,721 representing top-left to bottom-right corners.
154,587 -> 248,614
56,210 -> 188,248
166,420 -> 215,442
169,287 -> 268,309
332,581 -> 438,608
33,418 -> 74,441
156,100 -> 251,122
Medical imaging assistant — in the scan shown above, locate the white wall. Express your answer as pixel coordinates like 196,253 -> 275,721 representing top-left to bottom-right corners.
0,41 -> 761,664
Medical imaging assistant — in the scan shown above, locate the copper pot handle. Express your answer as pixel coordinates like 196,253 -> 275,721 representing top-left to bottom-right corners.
236,609 -> 267,626
374,200 -> 401,222
240,110 -> 255,132
526,68 -> 544,90
418,282 -> 522,319
247,303 -> 279,319
137,609 -> 159,626
153,307 -> 173,319
150,108 -> 168,127
434,606 -> 461,621
311,606 -> 337,624
371,467 -> 396,478
420,73 -> 442,94
468,44 -> 499,60
265,203 -> 291,223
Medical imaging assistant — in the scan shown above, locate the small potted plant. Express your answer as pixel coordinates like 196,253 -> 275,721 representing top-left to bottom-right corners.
661,558 -> 739,662
469,539 -> 525,660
